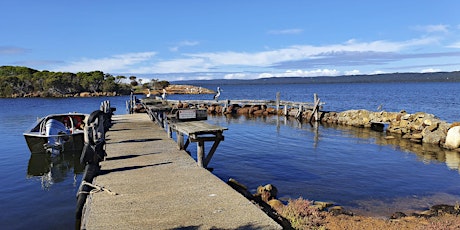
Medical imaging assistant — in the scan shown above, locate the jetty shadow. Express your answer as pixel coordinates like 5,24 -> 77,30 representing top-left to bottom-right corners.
105,152 -> 162,161
168,224 -> 271,230
108,128 -> 132,132
117,138 -> 162,143
99,161 -> 172,175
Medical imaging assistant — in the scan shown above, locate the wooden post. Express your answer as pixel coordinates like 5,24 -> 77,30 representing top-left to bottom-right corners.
314,94 -> 319,121
197,141 -> 205,167
276,92 -> 280,112
309,93 -> 320,123
296,104 -> 303,120
284,104 -> 288,116
203,133 -> 224,167
224,100 -> 229,114
177,131 -> 184,150
167,125 -> 172,138
162,112 -> 167,128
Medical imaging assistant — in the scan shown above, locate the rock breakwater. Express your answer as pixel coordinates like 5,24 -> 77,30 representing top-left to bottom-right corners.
173,102 -> 460,151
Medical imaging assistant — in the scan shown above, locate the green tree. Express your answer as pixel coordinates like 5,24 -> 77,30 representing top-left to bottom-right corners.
115,75 -> 126,84
102,74 -> 118,92
79,71 -> 104,92
129,75 -> 138,87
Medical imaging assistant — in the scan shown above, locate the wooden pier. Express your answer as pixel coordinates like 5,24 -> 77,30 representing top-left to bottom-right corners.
169,121 -> 227,168
140,92 -> 323,123
80,113 -> 281,229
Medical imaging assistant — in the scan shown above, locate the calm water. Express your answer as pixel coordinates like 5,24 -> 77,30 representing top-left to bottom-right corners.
1,82 -> 460,229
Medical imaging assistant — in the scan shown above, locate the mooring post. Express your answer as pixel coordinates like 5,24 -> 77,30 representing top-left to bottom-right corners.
197,141 -> 205,167
314,93 -> 319,121
309,93 -> 320,123
224,100 -> 229,114
177,131 -> 184,150
276,92 -> 280,112
167,124 -> 172,138
297,104 -> 303,120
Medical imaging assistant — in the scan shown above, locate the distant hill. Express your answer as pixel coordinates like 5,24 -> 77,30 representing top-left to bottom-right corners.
172,71 -> 460,85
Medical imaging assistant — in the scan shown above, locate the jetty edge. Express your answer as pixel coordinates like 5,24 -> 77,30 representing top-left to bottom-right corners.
79,113 -> 282,229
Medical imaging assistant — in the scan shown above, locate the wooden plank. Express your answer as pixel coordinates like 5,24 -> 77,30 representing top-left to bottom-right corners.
204,139 -> 222,167
171,121 -> 227,136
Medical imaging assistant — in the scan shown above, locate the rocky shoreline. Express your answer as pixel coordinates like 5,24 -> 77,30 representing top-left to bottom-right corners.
227,179 -> 460,229
6,84 -> 214,98
180,102 -> 459,152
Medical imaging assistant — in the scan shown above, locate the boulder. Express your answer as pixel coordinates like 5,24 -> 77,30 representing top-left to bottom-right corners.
421,128 -> 443,145
237,107 -> 250,114
266,107 -> 276,114
253,109 -> 265,115
80,92 -> 91,97
255,184 -> 278,202
267,199 -> 284,211
445,126 -> 460,149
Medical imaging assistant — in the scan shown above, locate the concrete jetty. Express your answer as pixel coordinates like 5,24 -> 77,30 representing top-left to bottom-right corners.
80,113 -> 282,229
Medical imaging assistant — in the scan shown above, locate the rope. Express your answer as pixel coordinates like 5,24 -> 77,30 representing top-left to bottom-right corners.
78,180 -> 118,196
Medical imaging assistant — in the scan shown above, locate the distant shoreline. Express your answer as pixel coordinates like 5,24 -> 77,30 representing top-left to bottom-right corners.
1,84 -> 215,98
173,71 -> 460,85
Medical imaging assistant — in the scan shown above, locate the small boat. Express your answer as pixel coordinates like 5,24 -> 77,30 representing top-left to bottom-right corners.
24,113 -> 87,155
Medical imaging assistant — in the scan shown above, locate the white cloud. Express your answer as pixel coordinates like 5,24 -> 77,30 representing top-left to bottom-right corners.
421,68 -> 441,73
345,70 -> 360,75
224,73 -> 247,79
268,28 -> 303,35
413,24 -> 449,33
0,46 -> 29,55
258,69 -> 340,78
196,37 -> 437,67
371,70 -> 386,75
52,52 -> 156,73
448,41 -> 460,48
170,40 -> 199,52
133,58 -> 211,74
49,36 -> 444,80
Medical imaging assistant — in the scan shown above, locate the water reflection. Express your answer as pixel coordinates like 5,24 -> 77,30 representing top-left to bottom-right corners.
27,151 -> 84,190
318,122 -> 460,174
210,114 -> 460,216
214,114 -> 460,174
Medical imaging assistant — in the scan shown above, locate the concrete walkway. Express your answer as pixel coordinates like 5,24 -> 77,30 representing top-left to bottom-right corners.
81,113 -> 282,229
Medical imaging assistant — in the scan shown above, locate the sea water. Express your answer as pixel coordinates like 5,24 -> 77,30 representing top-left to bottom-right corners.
1,82 -> 460,229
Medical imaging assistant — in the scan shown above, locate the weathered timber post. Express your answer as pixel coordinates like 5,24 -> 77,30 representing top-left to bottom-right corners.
276,92 -> 280,112
167,125 -> 172,138
284,104 -> 288,116
197,141 -> 205,167
162,112 -> 167,128
224,100 -> 230,114
309,93 -> 320,123
314,94 -> 319,121
177,131 -> 184,150
296,104 -> 303,120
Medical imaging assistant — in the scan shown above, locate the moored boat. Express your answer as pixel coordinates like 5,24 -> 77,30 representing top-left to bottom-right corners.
24,113 -> 87,155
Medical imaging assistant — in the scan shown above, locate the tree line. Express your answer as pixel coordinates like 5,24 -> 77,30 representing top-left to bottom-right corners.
0,66 -> 169,98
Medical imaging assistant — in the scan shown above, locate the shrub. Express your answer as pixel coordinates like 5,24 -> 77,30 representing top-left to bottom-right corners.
276,197 -> 325,230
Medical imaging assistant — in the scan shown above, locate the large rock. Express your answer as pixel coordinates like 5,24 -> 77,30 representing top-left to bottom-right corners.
445,126 -> 460,149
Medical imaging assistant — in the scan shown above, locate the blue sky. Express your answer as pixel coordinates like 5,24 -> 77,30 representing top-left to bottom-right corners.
1,1 -> 460,81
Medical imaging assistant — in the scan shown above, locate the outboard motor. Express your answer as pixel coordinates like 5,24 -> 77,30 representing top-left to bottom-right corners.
44,119 -> 70,155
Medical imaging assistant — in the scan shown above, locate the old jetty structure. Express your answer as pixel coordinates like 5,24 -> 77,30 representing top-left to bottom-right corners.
78,93 -> 460,229
77,100 -> 283,229
138,92 -> 460,151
